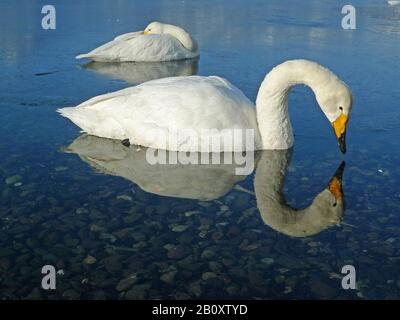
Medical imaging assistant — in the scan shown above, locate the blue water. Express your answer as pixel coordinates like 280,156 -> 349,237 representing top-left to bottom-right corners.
0,0 -> 399,299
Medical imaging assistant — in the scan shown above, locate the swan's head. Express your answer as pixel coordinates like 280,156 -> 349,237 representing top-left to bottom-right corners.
143,21 -> 163,35
316,78 -> 353,154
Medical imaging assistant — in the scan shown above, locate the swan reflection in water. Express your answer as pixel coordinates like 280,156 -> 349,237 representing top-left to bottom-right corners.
65,135 -> 346,238
81,58 -> 198,85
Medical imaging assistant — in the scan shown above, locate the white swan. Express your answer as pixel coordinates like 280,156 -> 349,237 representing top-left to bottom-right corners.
76,22 -> 199,62
65,134 -> 346,237
59,60 -> 353,153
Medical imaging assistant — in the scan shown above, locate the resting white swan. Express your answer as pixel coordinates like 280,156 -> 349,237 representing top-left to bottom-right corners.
59,60 -> 353,153
65,134 -> 346,237
76,22 -> 199,62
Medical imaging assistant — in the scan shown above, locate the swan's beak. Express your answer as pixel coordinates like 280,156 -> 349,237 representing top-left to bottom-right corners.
327,161 -> 345,200
332,113 -> 348,154
143,30 -> 149,35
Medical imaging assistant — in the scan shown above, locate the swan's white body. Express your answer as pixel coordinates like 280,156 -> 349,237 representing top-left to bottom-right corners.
59,60 -> 352,152
59,76 -> 260,151
76,22 -> 199,62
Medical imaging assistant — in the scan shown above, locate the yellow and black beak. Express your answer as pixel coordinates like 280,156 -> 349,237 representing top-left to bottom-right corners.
143,30 -> 149,35
332,113 -> 348,154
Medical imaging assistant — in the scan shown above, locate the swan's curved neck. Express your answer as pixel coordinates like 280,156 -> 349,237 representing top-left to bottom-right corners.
255,60 -> 330,150
163,24 -> 198,53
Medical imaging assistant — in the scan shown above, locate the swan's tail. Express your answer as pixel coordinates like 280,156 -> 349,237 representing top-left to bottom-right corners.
57,106 -> 89,132
76,53 -> 92,60
57,106 -> 124,139
57,106 -> 75,118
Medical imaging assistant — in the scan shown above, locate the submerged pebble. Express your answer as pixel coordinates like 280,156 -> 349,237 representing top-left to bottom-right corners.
160,271 -> 178,284
116,275 -> 138,291
83,255 -> 97,265
202,272 -> 218,281
5,175 -> 21,185
171,225 -> 189,232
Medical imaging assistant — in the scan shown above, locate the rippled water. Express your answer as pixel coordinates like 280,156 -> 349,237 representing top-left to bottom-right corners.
1,0 -> 399,299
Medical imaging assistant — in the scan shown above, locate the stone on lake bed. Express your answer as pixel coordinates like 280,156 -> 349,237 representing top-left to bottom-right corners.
124,284 -> 150,299
201,249 -> 216,259
116,275 -> 138,291
171,225 -> 189,232
99,233 -> 117,243
117,195 -> 133,201
219,205 -> 230,212
83,255 -> 97,265
184,210 -> 202,217
208,261 -> 222,273
75,207 -> 89,215
188,282 -> 203,297
5,175 -> 21,185
167,245 -> 186,259
307,241 -> 321,247
202,272 -> 218,281
160,271 -> 178,284
241,243 -> 260,251
90,224 -> 107,233
261,257 -> 274,266
55,166 -> 68,172
163,244 -> 175,251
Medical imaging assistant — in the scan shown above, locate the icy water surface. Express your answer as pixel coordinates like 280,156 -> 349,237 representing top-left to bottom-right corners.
1,0 -> 400,299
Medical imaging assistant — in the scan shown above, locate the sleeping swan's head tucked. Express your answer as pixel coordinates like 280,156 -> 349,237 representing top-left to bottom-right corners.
143,21 -> 163,34
143,21 -> 198,53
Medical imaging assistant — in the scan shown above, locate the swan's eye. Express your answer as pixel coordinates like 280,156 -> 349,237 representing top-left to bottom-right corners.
339,106 -> 343,111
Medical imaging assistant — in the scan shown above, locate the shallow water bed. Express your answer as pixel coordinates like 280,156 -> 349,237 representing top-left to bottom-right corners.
0,0 -> 399,299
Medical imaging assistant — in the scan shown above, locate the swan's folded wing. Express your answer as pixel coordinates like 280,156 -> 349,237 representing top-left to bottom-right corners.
75,86 -> 139,109
113,31 -> 143,41
122,76 -> 259,150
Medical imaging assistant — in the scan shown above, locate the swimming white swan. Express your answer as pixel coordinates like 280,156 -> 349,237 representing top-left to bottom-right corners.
82,59 -> 198,84
65,134 -> 346,237
59,60 -> 353,153
76,22 -> 199,62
